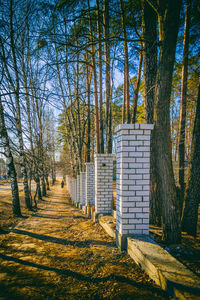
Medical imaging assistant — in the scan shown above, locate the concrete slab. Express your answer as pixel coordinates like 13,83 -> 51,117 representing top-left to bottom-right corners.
99,216 -> 116,239
127,236 -> 200,299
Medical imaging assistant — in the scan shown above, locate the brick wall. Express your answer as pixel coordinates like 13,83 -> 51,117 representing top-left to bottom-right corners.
80,172 -> 86,205
76,175 -> 80,203
94,154 -> 113,215
85,163 -> 95,206
115,124 -> 153,237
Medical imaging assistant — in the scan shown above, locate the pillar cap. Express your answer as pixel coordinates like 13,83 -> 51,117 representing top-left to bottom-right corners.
115,124 -> 154,133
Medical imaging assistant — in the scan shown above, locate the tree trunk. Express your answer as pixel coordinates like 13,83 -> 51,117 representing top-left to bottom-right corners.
132,51 -> 143,124
0,97 -> 21,217
97,0 -> 104,153
142,0 -> 161,225
86,53 -> 92,162
120,0 -> 130,124
182,83 -> 200,236
178,0 -> 192,216
103,0 -> 112,153
154,0 -> 182,244
9,0 -> 31,210
88,0 -> 100,153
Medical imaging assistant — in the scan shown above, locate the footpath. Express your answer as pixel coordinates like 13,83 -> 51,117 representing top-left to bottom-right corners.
0,182 -> 168,300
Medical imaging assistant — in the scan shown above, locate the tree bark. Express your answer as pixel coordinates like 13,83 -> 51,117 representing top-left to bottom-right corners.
132,51 -> 143,124
182,83 -> 200,236
97,0 -> 104,153
120,0 -> 130,124
103,0 -> 112,153
88,0 -> 100,153
0,97 -> 21,217
178,0 -> 192,216
142,0 -> 161,225
9,0 -> 31,209
154,0 -> 182,244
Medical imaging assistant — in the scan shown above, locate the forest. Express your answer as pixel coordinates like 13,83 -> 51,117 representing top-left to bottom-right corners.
0,0 -> 199,245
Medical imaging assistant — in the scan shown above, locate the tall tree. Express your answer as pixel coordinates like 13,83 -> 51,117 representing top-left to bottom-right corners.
152,0 -> 182,243
178,0 -> 192,216
120,0 -> 130,123
97,0 -> 104,153
103,0 -> 112,153
182,82 -> 200,236
142,0 -> 161,225
0,96 -> 21,217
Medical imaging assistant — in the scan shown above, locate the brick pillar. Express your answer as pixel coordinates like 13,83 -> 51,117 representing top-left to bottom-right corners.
94,154 -> 113,216
76,175 -> 80,204
80,172 -> 86,205
115,124 -> 154,250
73,178 -> 77,203
85,163 -> 95,206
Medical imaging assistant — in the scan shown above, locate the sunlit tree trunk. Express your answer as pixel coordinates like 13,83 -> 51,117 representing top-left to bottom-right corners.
142,0 -> 161,225
103,0 -> 112,153
88,0 -> 100,153
178,0 -> 192,216
97,0 -> 104,153
182,83 -> 200,236
120,0 -> 130,123
9,0 -> 31,209
0,97 -> 21,217
154,0 -> 182,244
132,51 -> 143,123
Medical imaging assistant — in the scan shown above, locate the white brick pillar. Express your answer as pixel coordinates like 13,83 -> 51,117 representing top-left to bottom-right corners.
94,154 -> 113,216
115,124 -> 154,250
80,172 -> 86,205
85,162 -> 95,206
76,175 -> 80,204
73,178 -> 77,202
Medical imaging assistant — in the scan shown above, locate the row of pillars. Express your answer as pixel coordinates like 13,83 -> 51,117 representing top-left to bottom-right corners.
66,124 -> 154,249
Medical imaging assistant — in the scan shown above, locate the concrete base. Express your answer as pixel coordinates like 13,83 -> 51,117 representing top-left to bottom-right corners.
116,231 -> 139,251
127,237 -> 200,299
82,205 -> 87,214
99,216 -> 116,239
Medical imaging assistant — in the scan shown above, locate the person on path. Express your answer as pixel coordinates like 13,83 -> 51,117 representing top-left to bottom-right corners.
61,180 -> 64,188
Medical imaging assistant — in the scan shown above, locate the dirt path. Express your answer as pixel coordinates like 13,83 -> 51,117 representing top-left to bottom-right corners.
0,183 -> 168,300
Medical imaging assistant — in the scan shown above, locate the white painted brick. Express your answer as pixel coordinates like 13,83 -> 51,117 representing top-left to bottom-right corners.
130,130 -> 143,135
137,135 -> 151,140
136,169 -> 150,174
144,130 -> 151,135
136,146 -> 150,152
129,229 -> 143,234
136,224 -> 149,230
136,201 -> 149,207
128,152 -> 143,157
128,207 -> 142,213
143,207 -> 149,213
136,213 -> 149,218
136,158 -> 150,163
136,191 -> 150,196
129,141 -> 143,146
128,185 -> 142,191
128,219 -> 143,224
128,163 -> 143,168
129,175 -> 143,180
139,124 -> 154,130
136,180 -> 149,185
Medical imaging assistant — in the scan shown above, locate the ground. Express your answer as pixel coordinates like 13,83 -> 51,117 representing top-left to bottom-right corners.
0,181 -> 169,299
